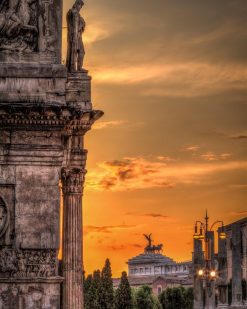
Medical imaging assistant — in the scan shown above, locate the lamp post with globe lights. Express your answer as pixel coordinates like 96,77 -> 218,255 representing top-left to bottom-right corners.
193,211 -> 226,309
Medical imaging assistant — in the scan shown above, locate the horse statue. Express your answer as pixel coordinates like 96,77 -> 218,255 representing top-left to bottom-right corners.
143,234 -> 163,254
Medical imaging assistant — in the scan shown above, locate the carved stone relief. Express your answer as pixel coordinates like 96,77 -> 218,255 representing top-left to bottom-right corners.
0,0 -> 38,52
0,197 -> 8,239
0,283 -> 61,308
0,249 -> 57,278
39,0 -> 57,54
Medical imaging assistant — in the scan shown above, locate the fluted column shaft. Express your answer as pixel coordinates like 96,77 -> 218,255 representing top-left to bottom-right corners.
62,168 -> 85,309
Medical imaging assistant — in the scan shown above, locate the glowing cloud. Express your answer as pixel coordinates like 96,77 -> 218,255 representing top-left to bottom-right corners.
93,120 -> 126,130
85,156 -> 247,191
91,62 -> 247,97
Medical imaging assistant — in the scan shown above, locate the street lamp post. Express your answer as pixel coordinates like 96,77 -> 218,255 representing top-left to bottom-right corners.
193,211 -> 226,309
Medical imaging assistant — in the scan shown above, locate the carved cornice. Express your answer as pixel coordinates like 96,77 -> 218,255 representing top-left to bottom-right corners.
61,167 -> 86,194
0,105 -> 103,133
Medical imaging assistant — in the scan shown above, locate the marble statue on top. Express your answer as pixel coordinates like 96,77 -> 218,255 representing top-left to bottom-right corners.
66,0 -> 85,72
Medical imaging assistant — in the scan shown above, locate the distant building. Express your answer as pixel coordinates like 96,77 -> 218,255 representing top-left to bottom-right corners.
128,251 -> 191,278
193,215 -> 247,308
224,217 -> 247,282
113,234 -> 192,295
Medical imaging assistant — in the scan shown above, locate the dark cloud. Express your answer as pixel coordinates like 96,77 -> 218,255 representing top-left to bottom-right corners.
143,213 -> 169,218
126,212 -> 168,219
106,160 -> 131,167
84,224 -> 138,235
117,168 -> 136,181
106,243 -> 143,251
230,135 -> 247,140
132,244 -> 142,248
107,245 -> 126,251
231,211 -> 247,215
99,177 -> 117,190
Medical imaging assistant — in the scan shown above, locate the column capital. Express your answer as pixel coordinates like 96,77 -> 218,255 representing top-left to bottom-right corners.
61,167 -> 86,194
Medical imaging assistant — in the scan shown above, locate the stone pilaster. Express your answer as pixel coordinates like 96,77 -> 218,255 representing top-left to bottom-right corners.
61,167 -> 86,309
242,225 -> 247,306
193,238 -> 204,309
205,231 -> 216,309
218,231 -> 229,308
231,223 -> 242,307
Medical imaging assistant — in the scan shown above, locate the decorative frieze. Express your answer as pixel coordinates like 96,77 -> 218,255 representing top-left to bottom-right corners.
0,249 -> 57,278
0,106 -> 102,132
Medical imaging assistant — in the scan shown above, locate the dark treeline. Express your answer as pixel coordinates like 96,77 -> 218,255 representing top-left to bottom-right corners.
84,258 -> 194,309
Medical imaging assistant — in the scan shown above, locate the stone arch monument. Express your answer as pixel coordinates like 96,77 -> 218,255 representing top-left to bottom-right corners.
0,0 -> 103,308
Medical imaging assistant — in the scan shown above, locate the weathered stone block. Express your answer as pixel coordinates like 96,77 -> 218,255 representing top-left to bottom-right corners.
66,71 -> 92,110
0,278 -> 62,309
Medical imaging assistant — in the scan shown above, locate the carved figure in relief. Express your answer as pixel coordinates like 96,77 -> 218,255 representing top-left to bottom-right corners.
0,285 -> 24,309
0,206 -> 7,232
0,197 -> 8,238
0,249 -> 56,278
0,0 -> 38,52
66,0 -> 85,72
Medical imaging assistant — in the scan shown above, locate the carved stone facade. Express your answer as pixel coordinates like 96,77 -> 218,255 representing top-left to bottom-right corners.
0,0 -> 103,307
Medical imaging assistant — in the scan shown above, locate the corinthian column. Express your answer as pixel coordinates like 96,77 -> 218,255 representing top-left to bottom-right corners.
61,167 -> 86,309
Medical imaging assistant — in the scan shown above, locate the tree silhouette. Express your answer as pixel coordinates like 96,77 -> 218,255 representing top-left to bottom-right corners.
115,271 -> 133,309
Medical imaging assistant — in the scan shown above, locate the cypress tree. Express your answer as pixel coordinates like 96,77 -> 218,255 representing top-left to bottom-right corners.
84,274 -> 94,309
164,288 -> 173,309
100,258 -> 114,309
171,287 -> 185,309
158,290 -> 167,309
115,271 -> 133,309
135,285 -> 154,309
92,270 -> 102,309
184,287 -> 193,309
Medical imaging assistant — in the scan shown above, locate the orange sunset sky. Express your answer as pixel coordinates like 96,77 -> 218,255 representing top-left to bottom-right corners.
62,0 -> 247,277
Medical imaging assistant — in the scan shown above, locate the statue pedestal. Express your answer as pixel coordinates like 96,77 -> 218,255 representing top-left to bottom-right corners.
66,71 -> 92,110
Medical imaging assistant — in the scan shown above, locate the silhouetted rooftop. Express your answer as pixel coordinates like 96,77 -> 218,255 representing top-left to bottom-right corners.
128,252 -> 175,265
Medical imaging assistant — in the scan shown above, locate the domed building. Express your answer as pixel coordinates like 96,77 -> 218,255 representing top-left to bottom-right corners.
114,235 -> 192,295
128,252 -> 190,278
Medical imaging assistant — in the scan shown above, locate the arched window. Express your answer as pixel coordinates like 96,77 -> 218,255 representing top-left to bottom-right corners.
157,286 -> 162,295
